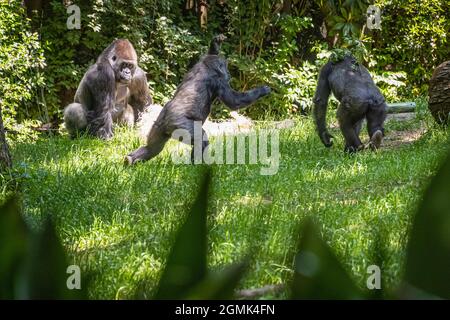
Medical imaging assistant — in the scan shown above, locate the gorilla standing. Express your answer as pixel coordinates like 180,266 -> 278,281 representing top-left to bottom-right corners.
313,55 -> 387,152
125,35 -> 271,165
64,39 -> 152,140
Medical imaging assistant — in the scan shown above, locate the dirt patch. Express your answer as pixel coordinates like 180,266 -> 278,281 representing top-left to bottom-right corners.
386,112 -> 416,122
384,112 -> 426,149
383,127 -> 426,149
331,112 -> 425,149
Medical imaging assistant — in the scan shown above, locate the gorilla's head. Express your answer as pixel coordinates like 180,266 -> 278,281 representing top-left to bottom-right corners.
103,39 -> 138,85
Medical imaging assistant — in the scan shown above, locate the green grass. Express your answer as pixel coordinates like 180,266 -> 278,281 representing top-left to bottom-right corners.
1,108 -> 449,299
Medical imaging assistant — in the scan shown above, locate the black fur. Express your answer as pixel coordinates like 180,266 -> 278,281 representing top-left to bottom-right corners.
208,34 -> 227,55
313,55 -> 387,152
125,35 -> 271,165
64,39 -> 152,140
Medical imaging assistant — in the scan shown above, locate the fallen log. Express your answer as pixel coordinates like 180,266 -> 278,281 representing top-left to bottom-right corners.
387,102 -> 416,114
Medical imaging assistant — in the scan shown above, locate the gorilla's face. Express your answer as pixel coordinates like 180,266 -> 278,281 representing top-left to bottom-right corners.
112,56 -> 136,84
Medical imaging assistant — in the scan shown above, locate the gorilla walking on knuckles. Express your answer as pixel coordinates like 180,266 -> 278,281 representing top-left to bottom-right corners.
125,35 -> 271,165
64,39 -> 152,140
313,55 -> 387,153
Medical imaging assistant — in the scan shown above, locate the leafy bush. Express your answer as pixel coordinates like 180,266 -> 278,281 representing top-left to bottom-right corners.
0,2 -> 45,129
373,0 -> 450,95
140,16 -> 204,104
317,0 -> 370,40
372,71 -> 407,103
38,0 -> 204,111
4,0 -> 449,125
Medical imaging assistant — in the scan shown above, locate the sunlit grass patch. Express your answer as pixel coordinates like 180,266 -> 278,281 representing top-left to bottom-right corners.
1,110 -> 449,298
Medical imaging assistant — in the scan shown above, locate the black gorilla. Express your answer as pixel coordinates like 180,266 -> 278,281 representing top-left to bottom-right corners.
64,39 -> 152,140
125,35 -> 271,165
313,55 -> 387,152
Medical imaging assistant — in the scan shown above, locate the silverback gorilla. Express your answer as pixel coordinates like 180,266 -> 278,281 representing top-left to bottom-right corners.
64,39 -> 152,139
313,55 -> 387,153
124,35 -> 271,165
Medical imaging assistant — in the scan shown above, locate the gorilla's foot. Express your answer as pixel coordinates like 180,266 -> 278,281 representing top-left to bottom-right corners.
124,154 -> 145,166
96,128 -> 114,141
320,131 -> 334,148
124,155 -> 134,166
124,146 -> 153,166
344,144 -> 364,154
370,130 -> 383,150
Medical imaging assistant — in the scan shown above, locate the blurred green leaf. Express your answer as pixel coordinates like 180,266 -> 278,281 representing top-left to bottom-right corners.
291,219 -> 364,299
367,221 -> 389,299
0,198 -> 88,299
18,218 -> 87,299
186,262 -> 248,300
340,7 -> 348,19
154,170 -> 210,299
403,149 -> 450,299
0,197 -> 28,299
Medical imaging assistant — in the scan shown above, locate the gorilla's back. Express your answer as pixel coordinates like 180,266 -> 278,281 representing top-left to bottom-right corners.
329,59 -> 384,107
163,58 -> 216,123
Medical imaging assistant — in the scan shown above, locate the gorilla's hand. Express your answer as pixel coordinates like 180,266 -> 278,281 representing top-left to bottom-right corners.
369,130 -> 383,151
97,127 -> 114,140
320,131 -> 334,148
261,85 -> 271,96
214,34 -> 227,44
209,34 -> 228,55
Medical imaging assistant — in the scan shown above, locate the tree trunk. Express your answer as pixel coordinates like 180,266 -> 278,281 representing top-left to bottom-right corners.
429,61 -> 450,125
198,0 -> 208,30
282,0 -> 291,15
0,104 -> 12,170
185,0 -> 195,10
23,0 -> 43,16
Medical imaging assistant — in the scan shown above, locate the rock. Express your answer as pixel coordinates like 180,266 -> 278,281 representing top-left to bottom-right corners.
137,105 -> 255,140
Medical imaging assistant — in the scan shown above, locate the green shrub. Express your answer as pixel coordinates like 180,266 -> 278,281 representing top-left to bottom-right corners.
373,0 -> 450,95
0,1 -> 45,129
5,0 -> 448,124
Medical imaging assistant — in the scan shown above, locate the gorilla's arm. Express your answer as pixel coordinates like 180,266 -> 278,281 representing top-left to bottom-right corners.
86,64 -> 116,139
128,67 -> 153,117
313,62 -> 333,147
208,34 -> 227,55
217,81 -> 271,110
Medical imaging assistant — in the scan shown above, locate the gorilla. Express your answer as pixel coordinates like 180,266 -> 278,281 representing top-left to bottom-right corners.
125,35 -> 271,165
64,39 -> 152,140
313,55 -> 387,152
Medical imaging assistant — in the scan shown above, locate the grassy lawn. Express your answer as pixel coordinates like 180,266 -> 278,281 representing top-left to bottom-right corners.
1,105 -> 449,299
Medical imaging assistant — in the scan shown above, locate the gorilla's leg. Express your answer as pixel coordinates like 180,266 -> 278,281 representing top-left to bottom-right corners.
90,110 -> 114,140
337,105 -> 364,153
125,127 -> 169,165
174,119 -> 210,164
354,119 -> 363,137
366,105 -> 386,150
190,128 -> 209,164
117,104 -> 135,127
64,103 -> 88,138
